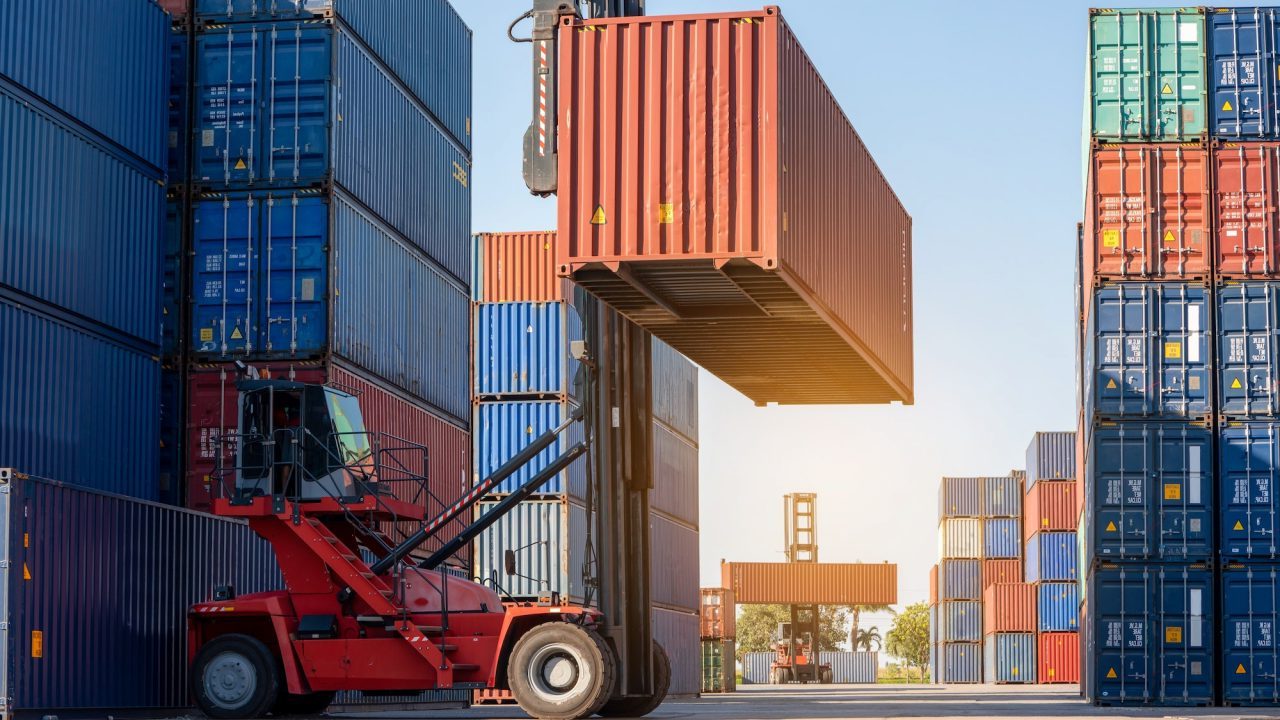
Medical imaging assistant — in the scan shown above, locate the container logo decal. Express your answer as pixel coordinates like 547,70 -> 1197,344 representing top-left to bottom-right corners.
1164,483 -> 1182,501
452,161 -> 469,188
1165,342 -> 1182,359
591,206 -> 607,225
230,327 -> 244,341
1223,100 -> 1234,112
1235,520 -> 1246,531
31,630 -> 42,659
658,203 -> 674,224
1165,626 -> 1183,644
1231,377 -> 1243,390
1106,378 -> 1118,389
1237,663 -> 1248,674
1105,521 -> 1117,532
201,328 -> 214,342
1106,667 -> 1117,679
234,158 -> 247,171
1102,230 -> 1121,248
1162,230 -> 1177,244
1161,83 -> 1174,95
22,563 -> 30,580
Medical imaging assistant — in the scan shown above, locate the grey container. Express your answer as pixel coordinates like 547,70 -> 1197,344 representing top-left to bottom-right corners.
654,607 -> 700,696
1026,431 -> 1077,487
652,421 -> 698,528
939,477 -> 983,519
652,339 -> 698,443
937,642 -> 983,684
650,513 -> 700,612
984,475 -> 1022,518
742,651 -> 774,684
818,652 -> 878,683
937,601 -> 982,642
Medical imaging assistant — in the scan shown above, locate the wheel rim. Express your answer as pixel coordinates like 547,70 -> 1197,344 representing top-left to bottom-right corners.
526,641 -> 591,704
203,650 -> 258,711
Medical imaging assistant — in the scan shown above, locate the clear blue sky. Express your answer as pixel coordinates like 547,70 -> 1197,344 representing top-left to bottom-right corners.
449,1 -> 1251,635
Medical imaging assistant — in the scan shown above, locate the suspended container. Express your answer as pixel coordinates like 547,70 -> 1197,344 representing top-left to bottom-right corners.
1026,431 -> 1078,486
938,518 -> 982,560
654,607 -> 700,696
1038,632 -> 1081,685
471,498 -> 589,603
1220,562 -> 1280,705
984,475 -> 1022,518
939,477 -> 983,519
1218,283 -> 1280,415
1025,532 -> 1078,583
1038,583 -> 1081,632
936,601 -> 982,643
1025,480 -> 1079,541
983,518 -> 1021,559
982,583 -> 1036,634
191,20 -> 471,279
1087,8 -> 1207,141
1209,8 -> 1280,140
937,559 -> 981,601
556,7 -> 913,406
1086,421 -> 1213,561
1219,421 -> 1280,558
473,400 -> 585,497
721,562 -> 896,605
936,643 -> 982,684
983,633 -> 1036,685
473,302 -> 582,399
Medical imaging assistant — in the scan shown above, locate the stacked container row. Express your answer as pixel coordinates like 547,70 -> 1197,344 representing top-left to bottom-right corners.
1025,433 -> 1082,685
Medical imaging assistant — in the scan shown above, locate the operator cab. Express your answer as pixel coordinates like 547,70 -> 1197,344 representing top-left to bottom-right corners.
234,380 -> 375,501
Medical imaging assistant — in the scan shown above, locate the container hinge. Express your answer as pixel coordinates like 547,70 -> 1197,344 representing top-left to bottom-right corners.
0,622 -> 9,631
0,561 -> 9,570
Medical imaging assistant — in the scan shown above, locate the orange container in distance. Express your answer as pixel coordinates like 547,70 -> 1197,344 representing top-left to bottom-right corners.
700,588 -> 736,640
721,562 -> 897,605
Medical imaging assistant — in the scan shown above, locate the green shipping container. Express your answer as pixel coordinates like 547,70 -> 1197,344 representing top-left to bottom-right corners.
1088,8 -> 1206,141
701,640 -> 736,694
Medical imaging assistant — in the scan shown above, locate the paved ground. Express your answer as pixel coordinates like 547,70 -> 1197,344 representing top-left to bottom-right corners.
329,685 -> 1280,720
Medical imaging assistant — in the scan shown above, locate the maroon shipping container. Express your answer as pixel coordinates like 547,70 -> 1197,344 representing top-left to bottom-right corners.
982,583 -> 1037,634
981,559 -> 1022,590
555,7 -> 913,406
1038,632 -> 1081,684
184,361 -> 470,560
1084,143 -> 1210,283
1214,142 -> 1280,278
1024,481 -> 1078,542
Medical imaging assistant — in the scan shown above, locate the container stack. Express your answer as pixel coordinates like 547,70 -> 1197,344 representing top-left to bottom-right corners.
982,472 -> 1037,685
1025,433 -> 1080,685
700,588 -> 737,693
170,1 -> 476,567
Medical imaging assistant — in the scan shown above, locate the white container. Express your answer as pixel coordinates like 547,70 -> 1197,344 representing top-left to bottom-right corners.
938,517 -> 983,559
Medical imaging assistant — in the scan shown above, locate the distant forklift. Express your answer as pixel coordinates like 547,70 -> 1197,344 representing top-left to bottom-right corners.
769,494 -> 832,684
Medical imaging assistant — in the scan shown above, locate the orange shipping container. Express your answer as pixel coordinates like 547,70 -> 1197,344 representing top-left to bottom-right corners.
473,231 -> 570,303
982,583 -> 1037,634
981,559 -> 1022,590
1024,481 -> 1079,542
556,7 -> 913,406
928,564 -> 938,605
720,562 -> 896,605
1214,142 -> 1280,278
1084,143 -> 1209,282
700,588 -> 736,639
1038,632 -> 1081,684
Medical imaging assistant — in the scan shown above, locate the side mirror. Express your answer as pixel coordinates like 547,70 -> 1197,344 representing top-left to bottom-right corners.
504,549 -> 517,576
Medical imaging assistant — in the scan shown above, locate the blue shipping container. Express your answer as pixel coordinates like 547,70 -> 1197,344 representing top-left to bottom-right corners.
1086,283 -> 1211,418
168,25 -> 191,182
939,477 -> 983,519
937,601 -> 982,642
984,633 -> 1036,684
0,0 -> 167,169
1038,582 -> 1080,632
1209,7 -> 1280,139
192,20 -> 471,279
938,559 -> 982,601
474,400 -> 586,496
1088,422 -> 1214,561
1025,532 -> 1078,583
1026,431 -> 1077,486
652,340 -> 699,443
1219,283 -> 1280,417
189,189 -> 469,421
191,0 -> 472,152
474,302 -> 582,398
0,89 -> 163,346
1086,563 -> 1213,706
937,643 -> 982,684
984,475 -> 1022,518
983,518 -> 1021,559
162,198 -> 185,357
1221,562 -> 1280,705
0,298 -> 159,500
0,471 -> 282,713
652,421 -> 698,528
1220,422 -> 1280,558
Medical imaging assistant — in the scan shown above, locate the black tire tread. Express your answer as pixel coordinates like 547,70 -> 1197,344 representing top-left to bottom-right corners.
191,633 -> 280,719
508,622 -> 616,720
595,640 -> 670,718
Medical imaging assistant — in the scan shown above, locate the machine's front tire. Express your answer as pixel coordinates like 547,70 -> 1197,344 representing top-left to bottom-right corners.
595,640 -> 671,717
509,622 -> 616,720
191,634 -> 280,719
777,667 -> 792,684
274,690 -> 336,715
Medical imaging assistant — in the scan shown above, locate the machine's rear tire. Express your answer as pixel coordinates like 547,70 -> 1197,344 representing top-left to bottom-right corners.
820,667 -> 833,684
595,640 -> 671,717
191,634 -> 280,719
274,690 -> 336,716
777,667 -> 792,684
509,622 -> 616,720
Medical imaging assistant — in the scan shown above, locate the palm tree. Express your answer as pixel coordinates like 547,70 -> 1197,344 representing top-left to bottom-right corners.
847,604 -> 895,651
855,626 -> 882,652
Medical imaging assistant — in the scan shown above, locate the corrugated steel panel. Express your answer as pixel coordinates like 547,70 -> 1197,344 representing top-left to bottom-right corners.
983,634 -> 1036,684
471,499 -> 588,603
937,518 -> 982,560
982,583 -> 1036,634
1087,422 -> 1213,561
0,0 -> 168,169
557,9 -> 913,406
189,189 -> 470,421
700,639 -> 733,693
474,302 -> 582,398
1210,9 -> 1280,139
158,365 -> 184,507
937,643 -> 982,684
162,198 -> 186,358
1220,562 -> 1280,705
742,652 -> 772,684
1039,632 -> 1080,685
167,25 -> 191,183
1220,421 -> 1280,558
473,400 -> 585,497
1085,563 -> 1213,705
938,560 -> 981,601
0,298 -> 160,500
1025,532 -> 1078,583
1026,432 -> 1077,486
0,472 -> 281,713
1085,283 -> 1212,419
700,588 -> 734,640
1088,8 -> 1207,141
1025,481 -> 1078,541
817,652 -> 877,684
928,564 -> 938,604
984,475 -> 1021,518
191,22 -> 470,279
981,559 -> 1022,590
1219,283 -> 1280,414
0,90 -> 163,346
721,562 -> 896,605
654,608 -> 700,696
652,421 -> 698,528
937,601 -> 981,643
1214,146 -> 1280,277
652,340 -> 698,443
938,477 -> 983,519
650,513 -> 699,612
1038,582 -> 1081,632
983,518 -> 1021,559
473,231 -> 564,303
191,0 -> 471,152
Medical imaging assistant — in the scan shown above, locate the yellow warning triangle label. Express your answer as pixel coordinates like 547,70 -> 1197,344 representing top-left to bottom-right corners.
1163,230 -> 1176,244
1224,100 -> 1235,112
1162,83 -> 1174,95
1232,378 -> 1243,389
1106,521 -> 1117,532
1106,668 -> 1118,679
230,327 -> 244,341
1235,520 -> 1246,531
1237,663 -> 1248,675
22,563 -> 30,581
1106,378 -> 1118,389
590,205 -> 607,225
234,158 -> 247,170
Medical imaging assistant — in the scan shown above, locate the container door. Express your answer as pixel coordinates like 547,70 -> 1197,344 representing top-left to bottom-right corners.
1092,285 -> 1151,416
1151,10 -> 1205,139
1091,424 -> 1151,559
1221,565 -> 1280,704
261,24 -> 332,183
1091,567 -> 1152,702
1219,422 -> 1280,558
1091,10 -> 1204,140
1153,568 -> 1213,704
1216,145 -> 1280,278
1091,11 -> 1150,139
194,25 -> 265,185
192,195 -> 258,356
1152,145 -> 1208,278
1209,8 -> 1276,139
1217,283 -> 1279,416
1154,284 -> 1210,416
1152,424 -> 1212,561
260,193 -> 328,356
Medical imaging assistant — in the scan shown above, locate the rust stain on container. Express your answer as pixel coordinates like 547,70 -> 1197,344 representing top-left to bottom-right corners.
983,582 -> 1037,634
720,561 -> 896,605
474,231 -> 568,303
556,7 -> 913,406
700,587 -> 736,639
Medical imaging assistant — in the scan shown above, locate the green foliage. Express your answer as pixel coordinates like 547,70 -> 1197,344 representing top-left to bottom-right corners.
855,626 -> 883,652
884,602 -> 930,682
734,604 -> 851,658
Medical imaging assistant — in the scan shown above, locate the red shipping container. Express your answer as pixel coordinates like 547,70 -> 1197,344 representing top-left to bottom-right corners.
1038,632 -> 1080,684
1085,143 -> 1209,282
928,564 -> 939,605
556,7 -> 913,406
1024,481 -> 1078,542
700,588 -> 736,639
157,0 -> 188,19
474,231 -> 572,303
1214,142 -> 1280,278
983,583 -> 1037,634
184,361 -> 471,561
982,559 -> 1022,590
